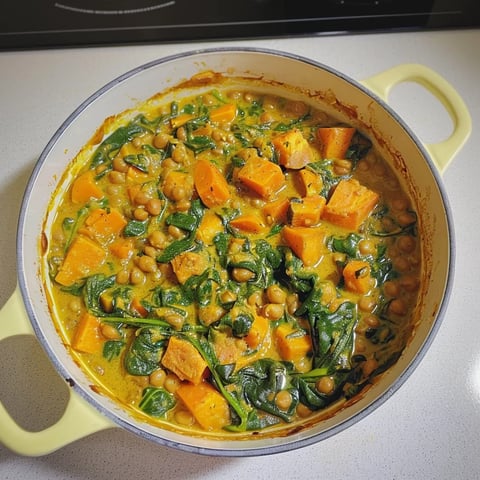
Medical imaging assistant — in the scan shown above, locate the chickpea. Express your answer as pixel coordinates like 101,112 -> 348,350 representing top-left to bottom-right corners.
149,369 -> 167,387
263,303 -> 285,321
149,230 -> 167,249
137,254 -> 157,273
384,280 -> 400,297
364,314 -> 380,328
176,199 -> 191,212
266,284 -> 287,304
168,225 -> 185,239
389,298 -> 407,316
400,274 -> 419,292
134,190 -> 150,206
275,390 -> 293,411
333,159 -> 352,176
133,207 -> 149,221
394,256 -> 410,272
198,304 -> 225,326
316,376 -> 335,395
171,186 -> 187,202
164,312 -> 185,330
131,136 -> 142,148
231,267 -> 255,283
108,170 -> 125,184
247,290 -> 263,308
146,198 -> 162,216
297,403 -> 313,418
358,239 -> 376,256
112,155 -> 129,173
358,296 -> 376,313
101,323 -> 121,340
164,373 -> 181,393
260,112 -> 275,123
143,245 -> 158,258
286,293 -> 299,315
153,132 -> 170,149
392,197 -> 409,211
397,212 -> 416,227
397,235 -> 416,253
175,410 -> 195,427
116,269 -> 130,284
130,267 -> 145,285
162,157 -> 177,170
172,144 -> 187,164
176,126 -> 187,142
106,184 -> 122,196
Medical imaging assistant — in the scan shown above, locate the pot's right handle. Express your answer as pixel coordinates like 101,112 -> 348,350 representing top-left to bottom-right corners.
361,63 -> 472,174
0,288 -> 114,456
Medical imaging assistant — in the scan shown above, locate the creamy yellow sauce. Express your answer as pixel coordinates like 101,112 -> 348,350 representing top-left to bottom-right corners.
44,74 -> 421,438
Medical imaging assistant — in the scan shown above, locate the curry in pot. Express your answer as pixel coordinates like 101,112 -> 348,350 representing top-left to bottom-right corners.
44,74 -> 421,436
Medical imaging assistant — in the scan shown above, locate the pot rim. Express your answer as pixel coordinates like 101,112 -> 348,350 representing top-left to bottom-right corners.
16,46 -> 455,456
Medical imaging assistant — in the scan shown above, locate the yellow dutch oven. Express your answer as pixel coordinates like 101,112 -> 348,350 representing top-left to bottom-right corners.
0,48 -> 471,457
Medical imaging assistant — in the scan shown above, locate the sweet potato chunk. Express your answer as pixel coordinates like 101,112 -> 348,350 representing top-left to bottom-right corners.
322,179 -> 379,230
209,103 -> 237,123
83,208 -> 127,242
274,323 -> 312,362
71,312 -> 105,354
297,168 -> 323,196
244,314 -> 270,350
272,129 -> 314,169
282,226 -> 325,267
171,251 -> 208,284
288,195 -> 326,227
317,127 -> 356,159
194,158 -> 231,208
237,156 -> 285,199
176,381 -> 230,431
343,260 -> 374,294
71,170 -> 104,204
55,235 -> 107,286
229,213 -> 266,234
262,197 -> 290,225
195,210 -> 224,245
161,336 -> 208,385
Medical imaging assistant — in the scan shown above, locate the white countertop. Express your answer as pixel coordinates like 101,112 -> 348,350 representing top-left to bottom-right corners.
1,28 -> 479,479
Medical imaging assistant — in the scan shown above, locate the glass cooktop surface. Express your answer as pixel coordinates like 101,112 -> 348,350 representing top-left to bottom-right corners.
1,0 -> 479,50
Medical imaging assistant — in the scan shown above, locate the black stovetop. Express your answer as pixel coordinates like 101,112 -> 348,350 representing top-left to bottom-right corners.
1,0 -> 479,50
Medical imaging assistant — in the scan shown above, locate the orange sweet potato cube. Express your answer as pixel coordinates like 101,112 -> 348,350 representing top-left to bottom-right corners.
237,156 -> 285,199
161,336 -> 208,385
274,323 -> 312,362
322,179 -> 379,230
71,312 -> 105,354
282,225 -> 325,267
288,195 -> 326,227
272,129 -> 314,169
176,381 -> 231,431
55,235 -> 107,286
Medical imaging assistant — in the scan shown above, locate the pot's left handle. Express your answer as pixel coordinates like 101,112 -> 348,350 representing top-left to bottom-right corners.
361,63 -> 472,174
0,287 -> 114,456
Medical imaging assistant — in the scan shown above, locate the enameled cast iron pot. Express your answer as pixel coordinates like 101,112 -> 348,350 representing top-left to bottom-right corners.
0,48 -> 471,457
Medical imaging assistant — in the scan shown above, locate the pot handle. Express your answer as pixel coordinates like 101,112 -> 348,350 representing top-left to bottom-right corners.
361,63 -> 472,174
0,287 -> 114,456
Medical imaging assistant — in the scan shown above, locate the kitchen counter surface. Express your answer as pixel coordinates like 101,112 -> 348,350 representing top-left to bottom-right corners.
0,28 -> 479,479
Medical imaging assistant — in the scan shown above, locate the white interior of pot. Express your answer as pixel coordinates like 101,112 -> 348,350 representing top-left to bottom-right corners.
18,48 -> 452,456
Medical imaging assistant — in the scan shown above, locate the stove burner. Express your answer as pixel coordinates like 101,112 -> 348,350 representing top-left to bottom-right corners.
1,0 -> 479,50
54,1 -> 175,16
